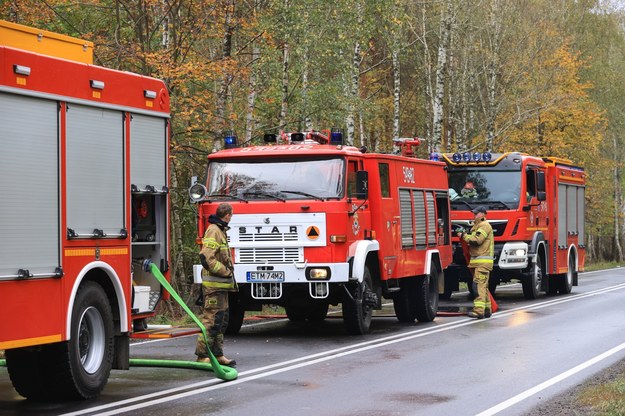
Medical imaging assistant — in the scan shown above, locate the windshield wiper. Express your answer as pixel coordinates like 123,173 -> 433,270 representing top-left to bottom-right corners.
243,191 -> 286,202
450,199 -> 474,210
207,193 -> 249,203
280,190 -> 325,201
485,200 -> 511,210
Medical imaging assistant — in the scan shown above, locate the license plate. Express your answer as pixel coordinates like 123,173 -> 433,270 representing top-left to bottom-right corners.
246,271 -> 285,282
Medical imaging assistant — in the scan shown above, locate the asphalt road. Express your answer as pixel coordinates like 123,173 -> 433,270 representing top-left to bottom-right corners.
1,268 -> 625,416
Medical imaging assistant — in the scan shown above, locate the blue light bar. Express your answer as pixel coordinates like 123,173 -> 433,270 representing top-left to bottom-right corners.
472,152 -> 481,161
462,152 -> 471,162
452,153 -> 462,162
330,128 -> 343,145
482,152 -> 492,162
224,131 -> 238,149
430,152 -> 441,161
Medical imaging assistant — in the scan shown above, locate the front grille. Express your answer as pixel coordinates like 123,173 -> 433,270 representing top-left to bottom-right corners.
238,247 -> 302,263
238,232 -> 299,242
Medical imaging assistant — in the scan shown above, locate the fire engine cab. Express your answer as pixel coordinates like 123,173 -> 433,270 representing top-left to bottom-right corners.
0,21 -> 171,399
441,151 -> 586,299
190,131 -> 453,335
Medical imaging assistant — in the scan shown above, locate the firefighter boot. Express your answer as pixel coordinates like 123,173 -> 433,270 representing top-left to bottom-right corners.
484,308 -> 492,318
216,355 -> 237,367
467,311 -> 484,319
196,356 -> 237,367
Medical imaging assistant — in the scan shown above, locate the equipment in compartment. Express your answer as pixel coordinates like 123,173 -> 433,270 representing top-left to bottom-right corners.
132,194 -> 156,242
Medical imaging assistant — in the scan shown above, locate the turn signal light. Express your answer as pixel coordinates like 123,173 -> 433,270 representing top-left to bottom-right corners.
330,235 -> 347,243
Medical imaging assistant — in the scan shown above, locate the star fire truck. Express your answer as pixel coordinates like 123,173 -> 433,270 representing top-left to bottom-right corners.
440,151 -> 586,299
0,21 -> 172,399
189,131 -> 453,335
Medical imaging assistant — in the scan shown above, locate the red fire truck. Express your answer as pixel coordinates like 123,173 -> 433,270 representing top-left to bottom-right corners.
441,151 -> 586,299
0,21 -> 171,399
189,131 -> 453,335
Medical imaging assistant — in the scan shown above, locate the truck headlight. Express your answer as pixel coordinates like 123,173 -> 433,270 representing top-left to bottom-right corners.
189,183 -> 207,202
513,248 -> 527,257
306,267 -> 330,280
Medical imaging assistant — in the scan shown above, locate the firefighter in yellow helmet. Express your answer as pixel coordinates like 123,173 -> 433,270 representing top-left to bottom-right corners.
457,206 -> 494,319
195,202 -> 238,366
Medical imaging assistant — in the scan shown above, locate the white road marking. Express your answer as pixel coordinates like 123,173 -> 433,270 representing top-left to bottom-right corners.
60,282 -> 625,416
475,340 -> 625,416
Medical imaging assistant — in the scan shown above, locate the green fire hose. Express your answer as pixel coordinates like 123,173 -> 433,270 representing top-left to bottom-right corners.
0,261 -> 238,382
133,260 -> 237,381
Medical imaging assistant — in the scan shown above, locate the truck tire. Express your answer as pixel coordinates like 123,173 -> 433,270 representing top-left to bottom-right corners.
8,281 -> 114,400
415,270 -> 438,322
393,278 -> 415,323
342,266 -> 374,334
51,281 -> 114,399
558,254 -> 574,294
523,254 -> 543,299
5,348 -> 47,400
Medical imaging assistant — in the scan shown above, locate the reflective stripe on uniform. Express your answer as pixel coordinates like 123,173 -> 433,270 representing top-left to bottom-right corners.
202,238 -> 228,249
202,281 -> 235,289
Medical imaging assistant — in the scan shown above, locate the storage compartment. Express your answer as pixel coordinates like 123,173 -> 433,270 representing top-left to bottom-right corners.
133,285 -> 151,313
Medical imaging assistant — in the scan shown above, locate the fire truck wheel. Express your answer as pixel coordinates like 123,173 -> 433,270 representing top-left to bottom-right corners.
415,270 -> 438,323
5,348 -> 48,400
342,266 -> 374,335
393,278 -> 416,323
53,281 -> 114,399
523,254 -> 544,300
558,255 -> 575,294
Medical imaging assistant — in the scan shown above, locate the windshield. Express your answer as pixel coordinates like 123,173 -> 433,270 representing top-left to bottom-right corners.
206,158 -> 345,201
448,169 -> 522,211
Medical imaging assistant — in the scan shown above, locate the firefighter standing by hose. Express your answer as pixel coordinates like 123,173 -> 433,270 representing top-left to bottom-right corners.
195,203 -> 238,366
457,206 -> 494,319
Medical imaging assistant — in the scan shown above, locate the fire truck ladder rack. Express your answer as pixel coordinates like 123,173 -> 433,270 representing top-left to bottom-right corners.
128,260 -> 238,381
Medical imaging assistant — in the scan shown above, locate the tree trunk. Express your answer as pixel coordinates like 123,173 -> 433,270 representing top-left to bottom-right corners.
246,44 -> 259,143
279,42 -> 289,130
432,0 -> 453,153
485,0 -> 501,151
613,135 -> 623,260
392,49 -> 401,141
215,0 -> 235,149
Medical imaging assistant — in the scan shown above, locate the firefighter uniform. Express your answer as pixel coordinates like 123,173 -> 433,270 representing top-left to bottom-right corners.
195,208 -> 238,366
461,207 -> 494,318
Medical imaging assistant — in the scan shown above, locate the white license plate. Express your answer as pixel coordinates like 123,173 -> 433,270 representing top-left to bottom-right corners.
246,271 -> 285,282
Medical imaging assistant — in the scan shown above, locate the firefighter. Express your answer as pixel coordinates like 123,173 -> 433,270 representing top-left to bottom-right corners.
195,202 -> 238,366
457,206 -> 494,319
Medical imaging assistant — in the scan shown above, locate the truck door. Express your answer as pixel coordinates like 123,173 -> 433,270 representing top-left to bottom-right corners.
377,162 -> 399,279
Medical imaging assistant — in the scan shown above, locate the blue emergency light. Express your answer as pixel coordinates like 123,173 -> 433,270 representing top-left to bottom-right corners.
452,151 -> 493,163
224,131 -> 238,149
330,128 -> 344,145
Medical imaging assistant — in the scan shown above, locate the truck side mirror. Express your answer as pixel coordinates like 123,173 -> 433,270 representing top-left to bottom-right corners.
537,191 -> 546,201
537,171 -> 546,192
355,170 -> 368,199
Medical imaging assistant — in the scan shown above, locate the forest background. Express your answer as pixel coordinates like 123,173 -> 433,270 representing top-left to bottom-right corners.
3,0 -> 625,305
